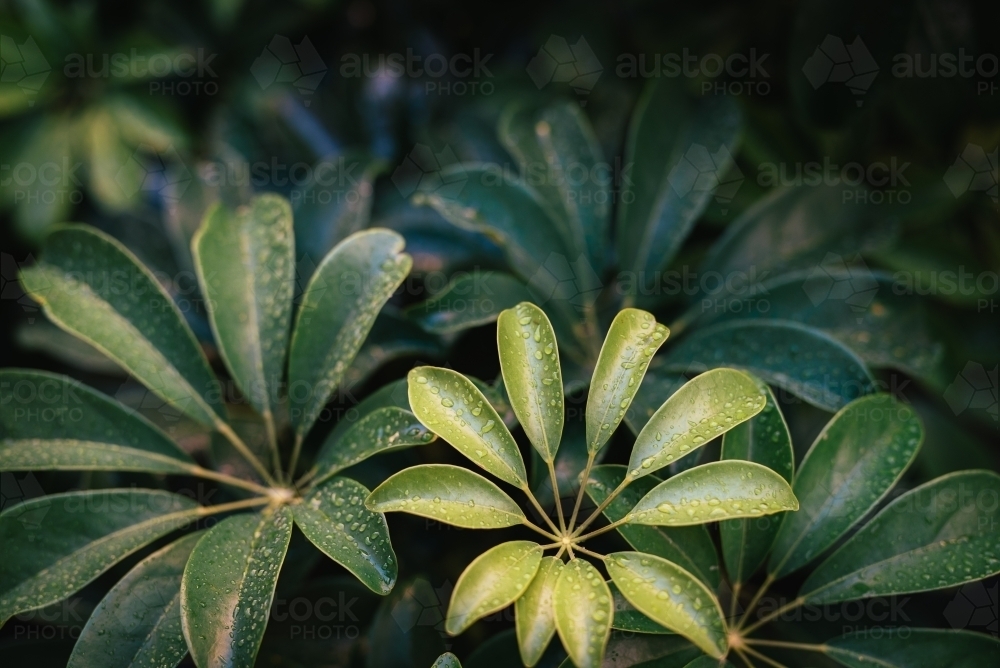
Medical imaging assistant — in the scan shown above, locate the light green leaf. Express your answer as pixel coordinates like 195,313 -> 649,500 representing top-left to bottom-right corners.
288,229 -> 412,438
662,320 -> 875,411
366,464 -> 525,529
627,369 -> 765,480
769,394 -> 923,578
181,507 -> 293,668
587,309 -> 669,454
498,302 -> 564,462
406,271 -> 532,334
0,369 -> 190,461
68,532 -> 202,668
294,477 -> 397,595
629,461 -> 798,527
499,101 -> 609,270
408,367 -> 527,486
623,371 -> 687,435
801,470 -> 1000,603
616,78 -> 741,283
553,558 -> 613,668
19,226 -> 224,426
606,552 -> 727,658
609,582 -> 672,634
515,556 -> 564,667
431,653 -> 463,668
719,381 -> 794,585
586,465 -> 720,588
445,540 -> 542,635
0,439 -> 195,474
824,628 -> 1000,668
0,489 -> 199,626
192,194 -> 294,423
313,407 -> 435,485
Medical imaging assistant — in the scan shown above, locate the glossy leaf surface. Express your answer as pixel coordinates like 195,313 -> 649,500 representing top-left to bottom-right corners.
553,558 -> 613,668
515,556 -> 563,667
445,541 -> 542,635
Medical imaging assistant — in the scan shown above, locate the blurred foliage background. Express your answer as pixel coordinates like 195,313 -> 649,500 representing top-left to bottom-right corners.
1,0 -> 998,665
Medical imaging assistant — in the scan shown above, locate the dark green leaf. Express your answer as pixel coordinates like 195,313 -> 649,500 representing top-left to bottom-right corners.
445,540 -> 542,635
366,464 -> 525,529
662,320 -> 875,411
406,271 -> 533,334
599,634 -> 701,668
288,229 -> 412,438
553,558 -> 613,668
68,532 -> 202,668
769,394 -> 923,578
801,470 -> 1000,603
181,507 -> 293,668
294,477 -> 397,595
824,628 -> 1000,668
0,489 -> 199,625
0,439 -> 195,474
19,226 -> 224,426
586,465 -> 720,588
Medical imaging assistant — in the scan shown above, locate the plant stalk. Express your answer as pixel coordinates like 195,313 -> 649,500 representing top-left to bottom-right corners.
215,420 -> 279,486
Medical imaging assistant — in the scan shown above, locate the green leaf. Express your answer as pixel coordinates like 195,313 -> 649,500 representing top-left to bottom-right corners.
294,477 -> 397,595
606,552 -> 727,658
719,381 -> 794,586
192,194 -> 294,423
608,582 -> 672,634
431,653 -> 463,668
587,309 -> 670,454
661,320 -> 875,411
366,464 -> 525,529
0,489 -> 199,626
406,271 -> 532,334
408,367 -> 527,487
181,507 -> 293,668
319,379 -> 411,452
68,532 -> 202,668
499,101 -> 609,270
515,556 -> 563,667
19,226 -> 224,426
553,558 -> 613,668
683,658 -> 735,668
0,439 -> 196,474
627,369 -> 765,480
0,369 -> 190,461
593,634 -> 701,668
629,461 -> 797,526
498,302 -> 564,462
287,229 -> 412,438
586,465 -> 720,588
366,577 -> 445,667
769,394 -> 923,578
800,470 -> 1000,604
344,312 -> 443,391
313,407 -> 435,484
616,78 -> 741,282
445,540 -> 542,635
824,628 -> 1000,668
623,371 -> 687,435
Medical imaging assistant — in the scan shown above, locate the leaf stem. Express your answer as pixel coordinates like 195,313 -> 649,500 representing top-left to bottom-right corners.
215,420 -> 278,486
736,574 -> 774,630
575,516 -> 628,542
566,451 -> 596,531
286,433 -> 305,485
745,639 -> 826,653
572,477 -> 629,537
729,582 -> 742,621
522,484 -> 562,535
195,496 -> 272,516
295,465 -> 320,490
187,466 -> 273,496
733,647 -> 756,668
740,597 -> 806,636
572,545 -> 606,561
555,545 -> 567,560
741,645 -> 789,668
547,461 -> 567,533
521,519 -> 560,542
262,408 -> 284,482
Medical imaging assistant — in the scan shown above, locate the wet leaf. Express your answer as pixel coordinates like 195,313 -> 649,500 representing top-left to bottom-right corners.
445,540 -> 542,635
586,465 -> 719,588
68,532 -> 202,668
553,558 -> 613,668
408,367 -> 527,487
627,369 -> 765,480
591,634 -> 701,668
498,302 -> 564,462
824,628 -> 1000,668
719,381 -> 794,585
181,507 -> 293,668
608,582 -> 672,634
587,309 -> 669,454
294,477 -> 397,595
431,653 -> 463,668
606,552 -> 727,658
0,438 -> 195,475
19,226 -> 224,426
192,194 -> 294,424
801,470 -> 1000,603
515,556 -> 563,666
662,320 -> 875,411
769,394 -> 923,578
0,489 -> 199,626
367,464 -> 525,529
288,229 -> 412,438
628,460 -> 798,527
406,271 -> 532,334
